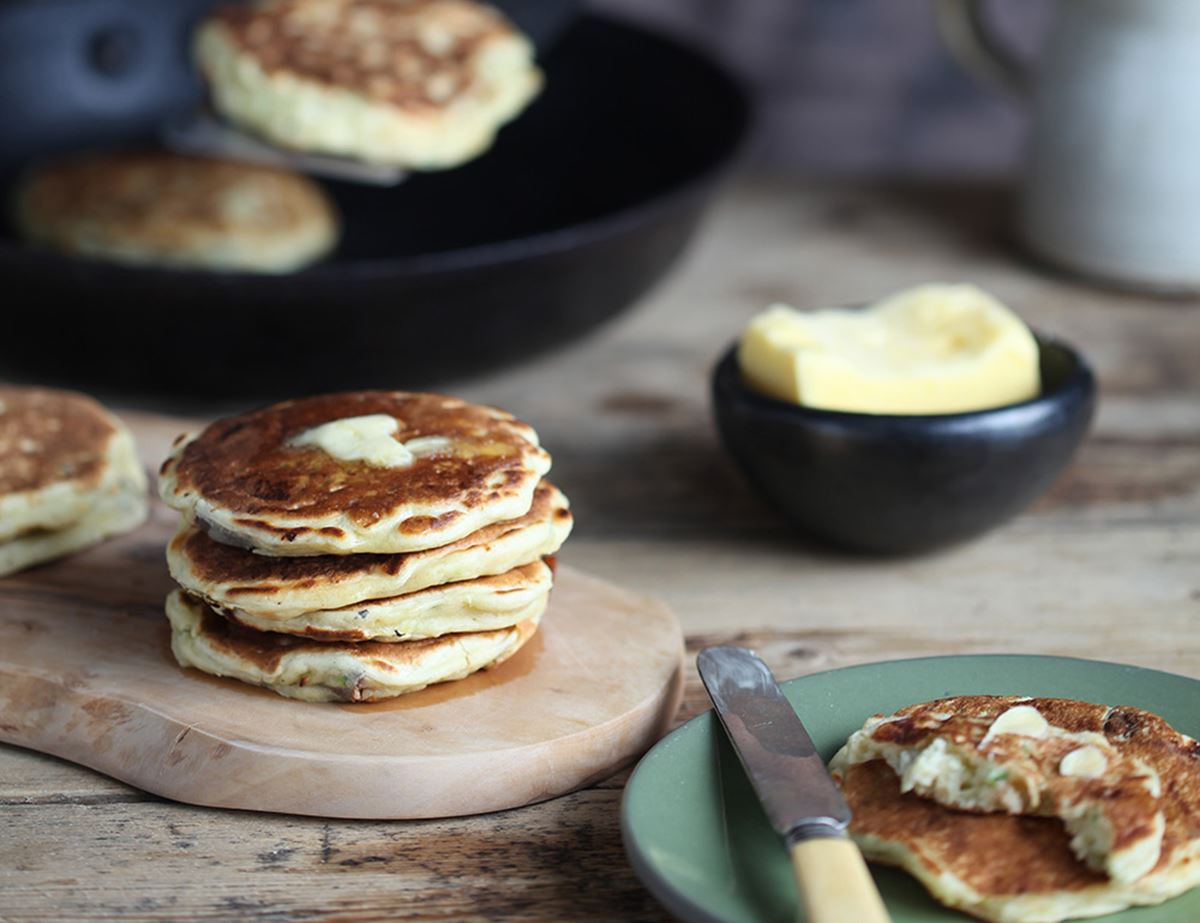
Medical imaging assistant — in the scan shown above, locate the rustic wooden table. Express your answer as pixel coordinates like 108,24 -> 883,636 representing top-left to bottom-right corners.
2,178 -> 1198,922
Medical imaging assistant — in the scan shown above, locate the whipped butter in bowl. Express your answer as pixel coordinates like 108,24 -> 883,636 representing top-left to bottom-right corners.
712,284 -> 1095,553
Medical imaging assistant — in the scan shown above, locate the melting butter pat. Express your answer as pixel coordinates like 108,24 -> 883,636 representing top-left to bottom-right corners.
1060,746 -> 1109,779
980,705 -> 1049,748
737,284 -> 1040,414
291,415 -> 451,467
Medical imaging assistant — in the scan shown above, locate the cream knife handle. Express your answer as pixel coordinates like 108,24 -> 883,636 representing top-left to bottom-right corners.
789,836 -> 892,923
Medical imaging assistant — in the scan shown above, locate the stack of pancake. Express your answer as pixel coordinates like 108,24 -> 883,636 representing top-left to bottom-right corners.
157,391 -> 571,702
0,386 -> 147,577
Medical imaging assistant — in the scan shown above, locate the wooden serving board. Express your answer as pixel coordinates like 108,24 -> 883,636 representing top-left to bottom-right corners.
0,415 -> 684,819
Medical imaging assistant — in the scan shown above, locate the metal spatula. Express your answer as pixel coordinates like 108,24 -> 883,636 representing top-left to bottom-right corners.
163,109 -> 408,186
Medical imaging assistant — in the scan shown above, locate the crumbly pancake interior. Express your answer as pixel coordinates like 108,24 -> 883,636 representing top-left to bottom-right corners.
833,696 -> 1200,921
831,695 -> 1169,882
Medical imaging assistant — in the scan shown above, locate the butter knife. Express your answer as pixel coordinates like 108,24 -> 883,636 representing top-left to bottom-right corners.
697,646 -> 891,923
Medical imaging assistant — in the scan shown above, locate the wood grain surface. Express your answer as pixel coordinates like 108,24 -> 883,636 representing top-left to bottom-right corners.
2,178 -> 1198,922
0,540 -> 684,819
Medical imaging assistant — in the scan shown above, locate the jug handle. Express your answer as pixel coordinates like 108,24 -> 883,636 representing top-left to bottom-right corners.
934,0 -> 1031,98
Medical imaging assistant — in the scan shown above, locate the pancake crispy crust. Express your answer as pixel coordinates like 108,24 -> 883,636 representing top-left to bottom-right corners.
832,697 -> 1200,922
0,387 -> 148,574
166,589 -> 539,702
158,391 -> 551,555
16,152 -> 339,273
195,0 -> 541,168
168,480 -> 570,618
831,695 -> 1168,883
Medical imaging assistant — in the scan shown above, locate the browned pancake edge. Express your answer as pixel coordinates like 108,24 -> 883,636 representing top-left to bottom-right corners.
160,391 -> 549,535
0,386 -> 120,496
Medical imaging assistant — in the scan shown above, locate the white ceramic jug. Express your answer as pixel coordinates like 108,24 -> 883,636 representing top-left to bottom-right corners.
937,0 -> 1200,292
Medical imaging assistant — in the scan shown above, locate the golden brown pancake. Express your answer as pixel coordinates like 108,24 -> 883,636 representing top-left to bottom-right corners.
195,0 -> 541,168
833,700 -> 1200,921
166,588 -> 540,702
832,695 -> 1168,882
168,480 -> 571,618
15,152 -> 339,273
0,386 -> 119,510
841,761 -> 1118,920
158,391 -> 551,555
0,387 -> 148,573
219,558 -> 553,641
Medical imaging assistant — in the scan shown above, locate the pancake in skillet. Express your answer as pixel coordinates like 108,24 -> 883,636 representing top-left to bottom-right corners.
0,386 -> 147,576
832,700 -> 1200,922
195,0 -> 541,168
831,696 -> 1167,882
166,589 -> 540,702
168,480 -> 571,619
15,151 -> 338,273
158,391 -> 551,555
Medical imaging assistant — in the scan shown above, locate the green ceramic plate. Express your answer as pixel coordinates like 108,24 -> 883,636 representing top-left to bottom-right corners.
621,655 -> 1200,923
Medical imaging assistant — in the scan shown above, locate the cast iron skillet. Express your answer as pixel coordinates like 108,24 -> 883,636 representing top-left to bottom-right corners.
0,14 -> 750,401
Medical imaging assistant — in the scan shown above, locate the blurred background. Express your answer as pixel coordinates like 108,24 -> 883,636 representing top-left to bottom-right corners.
2,0 -> 1194,402
597,0 -> 1049,175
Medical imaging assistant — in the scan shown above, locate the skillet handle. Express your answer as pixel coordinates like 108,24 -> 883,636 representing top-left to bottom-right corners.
789,836 -> 892,923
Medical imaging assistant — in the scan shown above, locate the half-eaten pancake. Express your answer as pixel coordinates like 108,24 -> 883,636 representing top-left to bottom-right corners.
832,701 -> 1200,922
221,559 -> 552,641
168,480 -> 570,619
166,589 -> 539,702
15,151 -> 339,273
158,391 -> 551,555
840,761 -> 1127,923
195,0 -> 541,168
831,696 -> 1168,883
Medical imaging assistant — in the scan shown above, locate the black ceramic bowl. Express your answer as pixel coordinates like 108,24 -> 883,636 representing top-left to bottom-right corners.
711,337 -> 1096,554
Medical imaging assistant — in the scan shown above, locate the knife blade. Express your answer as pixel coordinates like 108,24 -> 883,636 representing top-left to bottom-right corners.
697,646 -> 891,923
697,645 -> 850,841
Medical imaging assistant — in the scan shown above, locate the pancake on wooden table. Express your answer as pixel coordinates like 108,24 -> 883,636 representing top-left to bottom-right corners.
195,0 -> 541,168
157,389 -> 569,702
15,151 -> 339,273
0,386 -> 147,576
831,697 -> 1200,922
168,480 -> 571,619
159,391 -> 551,556
166,589 -> 540,702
